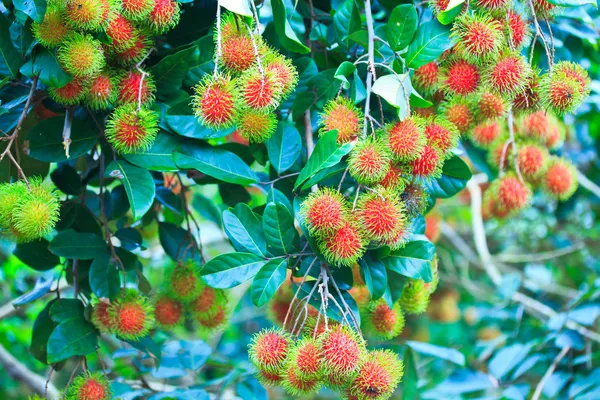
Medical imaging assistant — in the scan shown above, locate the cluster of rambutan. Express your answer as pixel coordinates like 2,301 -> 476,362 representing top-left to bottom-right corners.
62,371 -> 111,400
31,0 -> 179,154
0,178 -> 60,243
416,3 -> 589,218
191,12 -> 298,144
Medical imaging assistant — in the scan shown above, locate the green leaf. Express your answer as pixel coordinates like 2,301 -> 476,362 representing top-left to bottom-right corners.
424,154 -> 472,199
406,341 -> 466,366
200,252 -> 267,289
437,0 -> 465,25
47,317 -> 98,363
333,0 -> 361,45
381,240 -> 435,282
223,204 -> 267,257
151,46 -> 200,99
89,252 -> 121,300
27,117 -> 97,162
271,0 -> 310,53
123,131 -> 181,172
294,130 -> 354,190
359,255 -> 387,301
0,14 -> 24,77
548,0 -> 596,5
266,188 -> 293,216
251,258 -> 288,307
13,0 -> 46,22
174,142 -> 258,185
406,20 -> 454,69
158,222 -> 201,263
403,349 -> 419,400
301,162 -> 347,191
49,229 -> 106,260
20,48 -> 71,88
105,160 -> 156,221
165,100 -> 233,139
30,301 -> 56,364
334,61 -> 356,84
266,122 -> 302,174
372,73 -> 413,119
51,164 -> 82,195
263,202 -> 298,256
14,239 -> 59,271
219,0 -> 252,16
192,193 -> 223,228
49,299 -> 84,323
387,5 -> 418,51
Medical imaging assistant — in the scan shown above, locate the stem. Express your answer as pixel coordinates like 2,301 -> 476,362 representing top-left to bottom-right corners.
532,347 -> 570,400
363,0 -> 375,136
213,4 -> 222,75
577,170 -> 600,199
62,107 -> 73,159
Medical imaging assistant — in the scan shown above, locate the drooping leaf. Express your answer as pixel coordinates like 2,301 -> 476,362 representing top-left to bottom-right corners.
437,0 -> 465,25
200,252 -> 267,289
406,20 -> 454,69
13,0 -> 46,22
333,0 -> 361,46
270,0 -> 310,53
251,258 -> 288,307
19,48 -> 71,88
49,299 -> 84,323
89,252 -> 121,300
262,202 -> 298,256
47,317 -> 98,363
30,301 -> 57,364
0,14 -> 24,77
222,204 -> 267,257
105,160 -> 156,221
266,122 -> 302,174
49,229 -> 106,259
372,73 -> 413,119
359,255 -> 388,301
381,240 -> 435,282
158,222 -> 201,263
403,348 -> 419,400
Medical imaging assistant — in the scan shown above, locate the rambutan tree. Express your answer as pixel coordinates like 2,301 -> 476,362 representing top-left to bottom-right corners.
0,0 -> 600,399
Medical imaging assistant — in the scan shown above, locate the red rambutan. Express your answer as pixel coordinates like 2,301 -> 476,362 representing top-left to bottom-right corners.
249,328 -> 291,374
49,79 -> 89,106
236,108 -> 277,143
319,221 -> 367,267
154,293 -> 183,328
442,59 -> 481,96
541,70 -> 587,115
424,116 -> 460,154
257,370 -> 283,387
348,137 -> 392,185
281,364 -> 322,395
147,0 -> 180,33
195,304 -> 229,331
506,10 -> 530,49
476,0 -> 509,9
553,61 -> 591,96
86,69 -> 119,111
385,117 -> 426,162
378,163 -> 406,190
452,13 -> 503,63
219,32 -> 258,73
443,100 -> 473,134
349,350 -> 404,400
357,189 -> 406,241
543,157 -> 578,201
319,97 -> 363,144
533,0 -> 556,17
113,35 -> 152,65
192,73 -> 238,130
65,0 -> 105,30
118,70 -> 155,106
105,104 -> 158,154
319,325 -> 365,376
488,137 -> 512,169
287,337 -> 323,380
240,69 -> 282,110
91,301 -> 116,333
517,144 -> 548,179
121,0 -> 153,21
106,14 -> 136,50
545,124 -> 564,150
471,120 -> 502,149
58,33 -> 105,77
495,174 -> 531,212
109,289 -> 155,340
65,372 -> 111,400
486,52 -> 530,96
300,188 -> 349,234
520,110 -> 548,140
263,51 -> 298,97
412,62 -> 439,97
478,92 -> 506,120
410,145 -> 443,179
513,71 -> 541,114
364,299 -> 405,340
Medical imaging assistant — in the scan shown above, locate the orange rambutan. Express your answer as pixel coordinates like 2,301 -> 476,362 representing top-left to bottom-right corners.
424,116 -> 460,154
192,73 -> 238,130
506,10 -> 531,49
147,0 -> 180,33
85,69 -> 120,111
545,124 -> 564,150
32,7 -> 69,48
109,289 -> 155,340
91,301 -> 116,333
58,33 -> 105,77
349,350 -> 404,400
452,12 -> 503,63
517,144 -> 548,179
364,299 -> 405,340
442,59 -> 481,96
348,137 -> 392,185
319,325 -> 365,376
478,92 -> 506,120
239,68 -> 282,110
220,34 -> 256,73
195,304 -> 229,331
495,174 -> 531,212
300,188 -> 349,234
49,79 -> 89,106
385,117 -> 426,162
520,110 -> 548,140
65,372 -> 111,400
169,262 -> 202,303
106,14 -> 136,50
154,293 -> 183,328
541,68 -> 588,115
442,100 -> 473,134
412,62 -> 439,97
263,51 -> 298,97
287,337 -> 323,380
410,145 -> 443,179
543,157 -> 578,201
319,97 -> 363,144
117,70 -> 155,106
257,370 -> 282,387
319,221 -> 367,267
486,52 -> 530,96
281,364 -> 322,395
248,328 -> 291,374
487,137 -> 512,169
65,0 -> 105,30
356,189 -> 406,241
105,104 -> 158,154
121,0 -> 153,21
236,108 -> 277,143
471,120 -> 502,149
553,61 -> 591,96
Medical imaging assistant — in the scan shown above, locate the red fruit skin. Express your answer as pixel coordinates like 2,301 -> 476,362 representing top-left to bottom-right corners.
320,326 -> 363,375
411,145 -> 441,178
78,377 -> 109,400
444,60 -> 480,96
155,296 -> 183,326
116,302 -> 148,336
497,176 -> 530,212
118,71 -> 153,105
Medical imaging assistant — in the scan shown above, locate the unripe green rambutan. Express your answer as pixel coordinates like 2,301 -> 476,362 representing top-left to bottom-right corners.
58,33 -> 105,77
363,298 -> 405,340
236,108 -> 277,143
49,78 -> 90,105
168,262 -> 202,303
11,178 -> 60,243
147,0 -> 180,34
192,73 -> 238,130
319,325 -> 365,376
424,116 -> 460,155
106,13 -> 137,50
85,69 -> 120,111
385,117 -> 426,162
348,350 -> 404,400
64,371 -> 111,400
506,10 -> 531,49
120,0 -> 153,21
517,144 -> 548,179
249,328 -> 291,374
494,173 -> 531,213
356,189 -> 406,241
154,293 -> 184,328
319,97 -> 363,144
477,92 -> 506,120
400,279 -> 431,315
451,12 -> 503,63
378,163 -> 406,191
319,221 -> 367,267
65,0 -> 105,30
108,289 -> 155,340
281,364 -> 322,396
300,187 -> 349,234
471,120 -> 502,149
91,301 -> 117,333
0,181 -> 27,230
117,70 -> 155,106
263,51 -> 298,97
441,59 -> 481,97
540,70 -> 587,115
412,62 -> 439,97
543,157 -> 578,201
348,137 -> 392,185
240,68 -> 282,110
442,99 -> 473,135
485,52 -> 530,97
410,145 -> 443,179
553,61 -> 591,97
32,8 -> 69,48
105,104 -> 158,154
287,337 -> 323,380
113,34 -> 152,65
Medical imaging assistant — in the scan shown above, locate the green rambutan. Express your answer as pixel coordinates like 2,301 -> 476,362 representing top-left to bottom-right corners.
192,73 -> 238,130
117,70 -> 155,106
319,221 -> 368,267
412,62 -> 439,97
105,104 -> 158,154
109,289 -> 155,340
400,183 -> 428,218
385,117 -> 426,162
363,298 -> 405,340
168,262 -> 202,303
65,0 -> 105,30
91,301 -> 116,333
263,51 -> 298,97
235,108 -> 277,143
281,364 -> 322,396
240,68 -> 282,110
451,12 -> 503,63
543,157 -> 578,201
85,69 -> 120,111
113,34 -> 152,65
356,189 -> 406,241
58,33 -> 105,77
64,371 -> 111,400
319,97 -> 363,144
349,350 -> 404,400
441,59 -> 481,97
471,120 -> 502,149
477,92 -> 506,120
517,144 -> 548,179
494,173 -> 531,212
424,116 -> 460,154
540,70 -> 587,115
319,325 -> 365,376
348,137 -> 392,185
0,181 -> 27,230
485,52 -> 530,97
410,145 -> 443,179
106,13 -> 137,50
12,178 -> 61,243
300,187 -> 349,234
120,0 -> 153,21
249,328 -> 291,374
287,337 -> 323,380
147,0 -> 180,34
154,293 -> 184,328
400,279 -> 431,315
49,79 -> 89,105
32,7 -> 69,48
442,99 -> 473,134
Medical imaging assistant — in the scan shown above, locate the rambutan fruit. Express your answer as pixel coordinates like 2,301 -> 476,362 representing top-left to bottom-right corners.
319,221 -> 367,267
58,33 -> 105,77
85,69 -> 120,111
451,12 -> 503,63
410,145 -> 443,179
429,0 -> 451,14
168,262 -> 202,303
319,97 -> 363,144
191,73 -> 238,130
475,0 -> 510,10
412,62 -> 439,97
471,120 -> 502,149
106,13 -> 137,50
0,181 -> 27,230
64,372 -> 111,400
513,70 -> 541,114
494,173 -> 531,212
441,59 -> 481,97
348,350 -> 404,400
109,289 -> 155,340
113,34 -> 152,65
540,71 -> 587,115
532,0 -> 556,17
194,304 -> 229,331
385,117 -> 426,162
287,337 -> 323,380
442,100 -> 473,135
49,78 -> 89,105
543,157 -> 578,201
400,279 -> 431,314
263,51 -> 299,97
477,92 -> 506,120
350,284 -> 371,311
300,187 -> 349,234
32,8 -> 69,48
281,364 -> 322,396
266,297 -> 291,327
380,224 -> 412,251
219,32 -> 259,73
65,0 -> 105,30
117,70 -> 155,106
12,178 -> 60,243
517,144 -> 548,179
520,110 -> 548,141
99,0 -> 115,25
356,189 -> 406,241
545,123 -> 564,150
364,299 -> 405,340
401,183 -> 429,218
378,163 -> 406,191
154,293 -> 183,328
91,301 -> 116,333
553,61 -> 591,96
485,52 -> 530,97
249,328 -> 291,374
487,136 -> 512,169
424,116 -> 460,154
105,104 -> 158,154
147,0 -> 180,34
220,12 -> 244,40
190,286 -> 227,319
425,212 -> 442,243
120,0 -> 153,21
319,325 -> 365,376
348,137 -> 392,185
257,370 -> 283,387
506,10 -> 531,49
235,108 -> 277,143
239,68 -> 282,110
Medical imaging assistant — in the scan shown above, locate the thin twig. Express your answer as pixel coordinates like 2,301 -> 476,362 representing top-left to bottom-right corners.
531,346 -> 570,400
363,0 -> 376,136
577,170 -> 600,199
62,107 -> 73,159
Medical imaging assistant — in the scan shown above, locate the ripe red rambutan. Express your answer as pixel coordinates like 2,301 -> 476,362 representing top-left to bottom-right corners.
121,0 -> 153,20
109,289 -> 155,340
513,71 -> 541,114
118,70 -> 155,106
429,0 -> 451,14
240,69 -> 282,110
106,14 -> 136,50
58,33 -> 105,77
385,117 -> 426,162
281,364 -> 322,396
195,304 -> 229,330
517,144 -> 548,179
257,370 -> 282,387
32,8 -> 69,48
380,224 -> 411,251
287,337 -> 323,380
249,328 -> 291,374
219,31 -> 258,73
236,108 -> 277,143
471,120 -> 502,149
487,137 -> 512,169
319,97 -> 363,144
65,0 -> 105,30
349,350 -> 404,400
65,372 -> 111,400
495,174 -> 531,212
266,297 -> 291,327
520,110 -> 548,140
424,117 -> 460,154
105,104 -> 158,154
169,262 -> 202,303
91,301 -> 116,333
300,188 -> 348,234
443,100 -> 473,134
486,52 -> 529,96
442,59 -> 481,96
319,325 -> 365,376
357,189 -> 406,241
147,0 -> 180,33
553,61 -> 591,96
425,212 -> 442,243
478,92 -> 506,120
506,10 -> 530,49
400,279 -> 431,314
541,71 -> 587,115
410,145 -> 443,179
263,51 -> 298,97
364,299 -> 405,340
86,70 -> 119,111
545,124 -> 564,150
533,0 -> 556,17
452,13 -> 503,63
543,157 -> 578,201
348,137 -> 392,185
319,221 -> 367,267
113,35 -> 152,65
154,293 -> 183,328
412,62 -> 439,96
378,163 -> 406,190
49,79 -> 89,106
